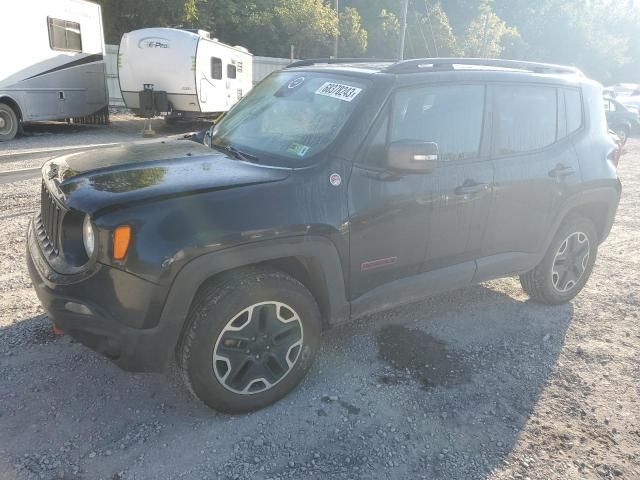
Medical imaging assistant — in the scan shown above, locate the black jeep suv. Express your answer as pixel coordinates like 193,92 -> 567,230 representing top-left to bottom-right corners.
27,58 -> 621,413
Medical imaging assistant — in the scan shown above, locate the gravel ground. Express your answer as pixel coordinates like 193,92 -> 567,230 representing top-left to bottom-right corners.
0,133 -> 638,480
0,112 -> 208,173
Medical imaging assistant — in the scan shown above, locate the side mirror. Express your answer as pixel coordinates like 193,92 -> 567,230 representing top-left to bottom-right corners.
386,141 -> 438,173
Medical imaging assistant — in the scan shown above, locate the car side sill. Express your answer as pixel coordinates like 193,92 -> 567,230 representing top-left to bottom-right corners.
350,261 -> 476,321
473,252 -> 541,283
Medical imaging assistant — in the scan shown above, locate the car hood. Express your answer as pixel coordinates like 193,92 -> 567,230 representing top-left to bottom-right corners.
43,138 -> 291,214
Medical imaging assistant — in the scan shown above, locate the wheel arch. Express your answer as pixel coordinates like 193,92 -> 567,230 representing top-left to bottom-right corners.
549,186 -> 621,247
0,95 -> 23,121
156,236 -> 349,366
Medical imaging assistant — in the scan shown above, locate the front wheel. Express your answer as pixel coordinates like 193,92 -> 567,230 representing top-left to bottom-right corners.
178,268 -> 322,413
520,215 -> 598,305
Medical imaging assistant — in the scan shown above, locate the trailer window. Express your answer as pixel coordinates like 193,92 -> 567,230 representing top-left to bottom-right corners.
47,18 -> 82,52
211,57 -> 222,80
227,64 -> 237,79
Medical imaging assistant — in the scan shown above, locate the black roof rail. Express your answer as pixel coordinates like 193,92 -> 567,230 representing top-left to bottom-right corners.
285,58 -> 395,69
385,58 -> 584,76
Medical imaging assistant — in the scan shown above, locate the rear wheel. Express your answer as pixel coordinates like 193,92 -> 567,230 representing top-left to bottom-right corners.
178,267 -> 322,413
0,103 -> 18,141
614,124 -> 630,144
520,215 -> 598,305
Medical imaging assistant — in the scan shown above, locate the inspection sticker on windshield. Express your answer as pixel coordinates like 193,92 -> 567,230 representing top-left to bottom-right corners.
287,143 -> 310,157
315,82 -> 362,102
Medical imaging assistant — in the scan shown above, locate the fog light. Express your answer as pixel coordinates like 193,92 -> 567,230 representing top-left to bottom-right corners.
64,302 -> 92,315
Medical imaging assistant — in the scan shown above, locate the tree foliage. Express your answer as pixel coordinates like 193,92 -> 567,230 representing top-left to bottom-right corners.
463,2 -> 519,58
95,0 -> 640,83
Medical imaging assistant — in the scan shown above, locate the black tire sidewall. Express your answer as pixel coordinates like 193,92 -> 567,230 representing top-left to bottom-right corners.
184,272 -> 321,413
614,125 -> 629,143
0,103 -> 18,141
537,216 -> 599,304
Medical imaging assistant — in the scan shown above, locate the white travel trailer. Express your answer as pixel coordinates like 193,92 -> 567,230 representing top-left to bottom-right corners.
118,28 -> 253,121
0,0 -> 109,141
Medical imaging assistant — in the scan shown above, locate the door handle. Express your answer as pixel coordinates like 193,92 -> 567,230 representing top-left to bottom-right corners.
548,164 -> 576,179
455,182 -> 490,196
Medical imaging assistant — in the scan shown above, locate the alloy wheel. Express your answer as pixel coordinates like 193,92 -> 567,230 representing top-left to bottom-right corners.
213,301 -> 304,394
551,231 -> 590,293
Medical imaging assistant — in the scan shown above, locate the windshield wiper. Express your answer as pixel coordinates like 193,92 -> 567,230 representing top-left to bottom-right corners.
227,145 -> 260,163
211,143 -> 259,163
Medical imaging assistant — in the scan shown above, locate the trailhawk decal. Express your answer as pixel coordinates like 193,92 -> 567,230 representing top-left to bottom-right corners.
361,257 -> 398,271
315,82 -> 363,102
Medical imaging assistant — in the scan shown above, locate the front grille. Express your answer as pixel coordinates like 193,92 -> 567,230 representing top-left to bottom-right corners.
36,181 -> 65,258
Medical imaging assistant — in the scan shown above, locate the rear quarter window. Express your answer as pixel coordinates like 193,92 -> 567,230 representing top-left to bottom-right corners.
565,88 -> 584,134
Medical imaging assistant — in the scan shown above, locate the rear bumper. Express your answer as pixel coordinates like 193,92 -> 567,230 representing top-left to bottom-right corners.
26,219 -> 173,372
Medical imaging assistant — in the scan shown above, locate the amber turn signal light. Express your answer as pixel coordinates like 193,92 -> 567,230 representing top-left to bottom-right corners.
113,225 -> 132,261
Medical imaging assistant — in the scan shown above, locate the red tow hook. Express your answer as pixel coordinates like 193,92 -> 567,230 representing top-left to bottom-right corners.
52,324 -> 65,336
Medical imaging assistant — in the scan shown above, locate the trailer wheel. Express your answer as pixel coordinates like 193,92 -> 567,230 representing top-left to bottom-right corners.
0,103 -> 18,141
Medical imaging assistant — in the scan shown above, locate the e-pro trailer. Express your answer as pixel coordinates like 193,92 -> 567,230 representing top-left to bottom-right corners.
0,0 -> 109,141
118,28 -> 253,121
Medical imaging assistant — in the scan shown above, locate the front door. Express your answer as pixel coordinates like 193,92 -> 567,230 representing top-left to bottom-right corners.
348,82 -> 492,303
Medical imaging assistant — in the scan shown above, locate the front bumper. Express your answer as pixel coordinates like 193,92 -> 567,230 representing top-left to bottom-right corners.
26,219 -> 172,372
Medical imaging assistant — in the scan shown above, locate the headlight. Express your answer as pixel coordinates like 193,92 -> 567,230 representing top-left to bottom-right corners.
82,215 -> 95,258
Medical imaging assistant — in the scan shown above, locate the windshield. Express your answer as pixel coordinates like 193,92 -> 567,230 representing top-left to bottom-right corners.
211,71 -> 368,165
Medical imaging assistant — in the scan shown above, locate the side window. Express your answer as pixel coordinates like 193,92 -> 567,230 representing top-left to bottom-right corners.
390,84 -> 485,162
227,64 -> 237,79
211,57 -> 222,80
494,85 -> 557,155
565,88 -> 583,134
47,18 -> 82,52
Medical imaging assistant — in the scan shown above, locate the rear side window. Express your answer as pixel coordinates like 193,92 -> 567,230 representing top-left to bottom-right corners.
390,84 -> 485,162
47,18 -> 82,52
494,85 -> 557,155
227,64 -> 237,79
565,88 -> 583,134
211,57 -> 222,79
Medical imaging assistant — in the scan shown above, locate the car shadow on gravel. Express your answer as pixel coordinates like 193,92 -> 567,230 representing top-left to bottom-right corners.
0,282 -> 575,480
316,281 -> 575,479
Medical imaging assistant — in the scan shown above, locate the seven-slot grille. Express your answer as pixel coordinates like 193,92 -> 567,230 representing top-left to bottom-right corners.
36,181 -> 65,258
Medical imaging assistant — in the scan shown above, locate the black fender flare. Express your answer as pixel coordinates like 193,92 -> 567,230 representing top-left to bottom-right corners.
545,185 -> 621,251
154,235 -> 349,365
0,95 -> 23,120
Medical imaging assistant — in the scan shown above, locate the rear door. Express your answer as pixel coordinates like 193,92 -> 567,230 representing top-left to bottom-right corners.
478,84 -> 583,278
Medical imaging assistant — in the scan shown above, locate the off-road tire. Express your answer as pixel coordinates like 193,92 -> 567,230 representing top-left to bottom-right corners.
614,124 -> 630,144
178,267 -> 322,413
520,215 -> 598,305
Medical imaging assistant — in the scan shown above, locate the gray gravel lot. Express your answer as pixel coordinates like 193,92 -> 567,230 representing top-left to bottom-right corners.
0,126 -> 638,480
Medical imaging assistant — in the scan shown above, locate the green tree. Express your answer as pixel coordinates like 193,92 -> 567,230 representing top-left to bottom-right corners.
405,2 -> 461,58
339,7 -> 368,57
463,2 -> 519,58
366,9 -> 400,58
273,0 -> 338,57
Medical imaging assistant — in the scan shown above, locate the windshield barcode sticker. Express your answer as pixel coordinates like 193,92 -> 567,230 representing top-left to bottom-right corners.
315,82 -> 362,102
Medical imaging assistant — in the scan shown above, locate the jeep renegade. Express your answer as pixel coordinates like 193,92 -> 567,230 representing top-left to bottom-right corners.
27,58 -> 621,413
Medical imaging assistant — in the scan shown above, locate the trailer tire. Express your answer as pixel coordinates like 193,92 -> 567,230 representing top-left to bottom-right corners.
0,103 -> 19,142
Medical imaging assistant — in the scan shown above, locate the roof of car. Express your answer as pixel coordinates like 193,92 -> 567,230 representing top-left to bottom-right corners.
285,57 -> 585,79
